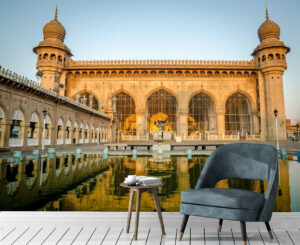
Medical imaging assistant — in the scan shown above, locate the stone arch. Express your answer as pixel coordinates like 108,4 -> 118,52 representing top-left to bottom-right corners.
143,86 -> 178,106
146,88 -> 178,132
225,92 -> 253,136
57,118 -> 64,126
268,53 -> 274,61
188,92 -> 217,135
43,53 -> 49,60
0,102 -> 8,119
0,106 -> 5,119
12,108 -> 25,121
224,89 -> 256,112
114,91 -> 136,135
50,53 -> 56,61
58,55 -> 63,63
188,89 -> 218,109
29,112 -> 40,123
276,53 -> 281,60
74,90 -> 99,110
112,88 -> 137,106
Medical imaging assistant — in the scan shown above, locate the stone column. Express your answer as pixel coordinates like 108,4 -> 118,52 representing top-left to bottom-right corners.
37,125 -> 43,147
136,109 -> 145,136
178,109 -> 188,137
21,122 -> 29,147
0,120 -> 11,148
253,111 -> 259,135
75,128 -> 79,144
89,95 -> 93,109
217,111 -> 225,137
82,95 -> 88,106
50,125 -> 56,146
75,94 -> 81,102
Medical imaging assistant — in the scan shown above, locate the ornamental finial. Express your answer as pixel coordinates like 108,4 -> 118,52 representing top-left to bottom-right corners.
54,5 -> 58,20
266,7 -> 269,20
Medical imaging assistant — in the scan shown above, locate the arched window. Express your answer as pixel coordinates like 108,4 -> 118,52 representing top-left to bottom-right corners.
43,53 -> 48,60
188,93 -> 217,135
28,112 -> 39,146
268,54 -> 274,61
50,54 -> 56,61
115,92 -> 136,135
225,93 -> 253,137
147,89 -> 177,132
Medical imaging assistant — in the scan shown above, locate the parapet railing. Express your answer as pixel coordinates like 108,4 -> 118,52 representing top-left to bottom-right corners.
69,59 -> 255,66
0,66 -> 110,120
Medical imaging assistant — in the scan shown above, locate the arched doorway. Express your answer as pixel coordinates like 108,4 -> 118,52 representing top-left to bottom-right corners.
115,92 -> 136,135
9,109 -> 25,147
188,93 -> 217,138
146,89 -> 177,139
28,112 -> 39,146
225,92 -> 253,137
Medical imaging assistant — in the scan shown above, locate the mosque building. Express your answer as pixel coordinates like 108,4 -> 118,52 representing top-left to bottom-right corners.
33,7 -> 290,141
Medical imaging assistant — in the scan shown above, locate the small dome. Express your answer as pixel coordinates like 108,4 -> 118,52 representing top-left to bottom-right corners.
258,10 -> 280,41
43,7 -> 66,42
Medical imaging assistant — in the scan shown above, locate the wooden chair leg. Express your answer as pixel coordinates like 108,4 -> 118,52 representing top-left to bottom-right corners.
178,215 -> 189,241
218,219 -> 223,233
265,222 -> 274,239
240,221 -> 247,245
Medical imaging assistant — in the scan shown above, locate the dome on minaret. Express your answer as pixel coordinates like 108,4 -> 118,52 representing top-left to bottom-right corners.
258,8 -> 280,41
43,6 -> 66,42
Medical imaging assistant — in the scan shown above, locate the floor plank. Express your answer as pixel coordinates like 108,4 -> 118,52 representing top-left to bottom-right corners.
258,228 -> 279,245
0,226 -> 16,241
160,227 -> 177,245
14,226 -> 43,245
204,228 -> 220,245
87,227 -> 110,245
42,227 -> 70,245
72,226 -> 97,245
190,227 -> 205,244
146,228 -> 163,245
219,228 -> 235,245
286,229 -> 300,245
101,227 -> 123,244
273,230 -> 294,245
27,226 -> 56,245
2,226 -> 29,245
57,226 -> 83,244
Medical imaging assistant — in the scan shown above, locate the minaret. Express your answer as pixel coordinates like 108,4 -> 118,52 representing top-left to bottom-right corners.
252,8 -> 290,140
33,6 -> 72,92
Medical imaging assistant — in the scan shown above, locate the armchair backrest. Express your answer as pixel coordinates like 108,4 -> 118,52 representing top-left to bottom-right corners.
195,143 -> 278,221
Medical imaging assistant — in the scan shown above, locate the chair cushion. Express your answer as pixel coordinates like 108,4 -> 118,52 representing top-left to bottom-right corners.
181,188 -> 265,210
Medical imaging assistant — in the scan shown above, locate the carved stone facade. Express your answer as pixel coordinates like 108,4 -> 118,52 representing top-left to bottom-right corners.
34,8 -> 289,141
0,68 -> 110,151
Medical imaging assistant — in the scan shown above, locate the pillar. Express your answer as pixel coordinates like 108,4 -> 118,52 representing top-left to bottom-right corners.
136,109 -> 145,136
178,109 -> 188,136
217,111 -> 225,137
0,120 -> 11,147
21,122 -> 29,147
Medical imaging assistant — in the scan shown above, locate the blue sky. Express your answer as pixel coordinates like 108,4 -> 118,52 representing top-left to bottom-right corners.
0,0 -> 299,121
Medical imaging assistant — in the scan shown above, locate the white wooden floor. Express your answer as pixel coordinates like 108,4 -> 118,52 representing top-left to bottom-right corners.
1,212 -> 300,244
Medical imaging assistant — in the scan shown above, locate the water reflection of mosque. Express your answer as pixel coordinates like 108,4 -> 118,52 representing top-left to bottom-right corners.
0,154 -> 110,210
0,156 -> 291,212
47,157 -> 291,212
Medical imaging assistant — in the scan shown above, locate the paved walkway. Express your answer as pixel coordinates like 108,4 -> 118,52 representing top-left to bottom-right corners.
56,140 -> 300,154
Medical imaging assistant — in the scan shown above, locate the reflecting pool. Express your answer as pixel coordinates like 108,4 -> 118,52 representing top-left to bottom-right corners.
0,154 -> 299,212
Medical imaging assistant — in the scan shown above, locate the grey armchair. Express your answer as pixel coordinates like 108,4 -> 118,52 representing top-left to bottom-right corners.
179,143 -> 278,244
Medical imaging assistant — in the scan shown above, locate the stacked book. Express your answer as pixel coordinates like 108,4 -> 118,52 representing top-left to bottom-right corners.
124,176 -> 161,186
138,176 -> 161,186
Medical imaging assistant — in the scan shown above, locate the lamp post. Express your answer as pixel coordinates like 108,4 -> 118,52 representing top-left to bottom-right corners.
42,108 -> 47,151
274,108 -> 279,151
274,108 -> 282,195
